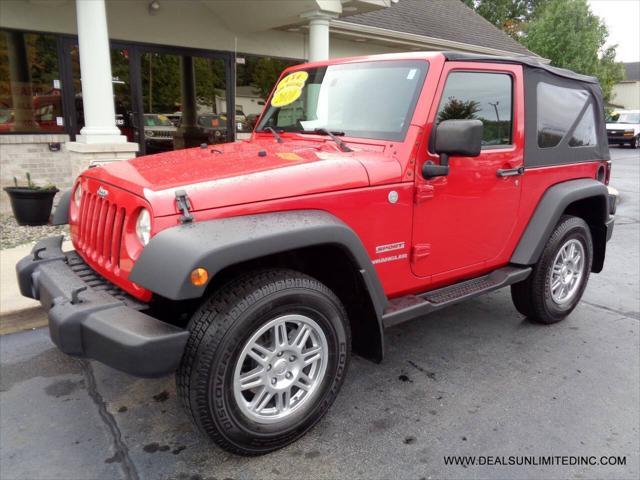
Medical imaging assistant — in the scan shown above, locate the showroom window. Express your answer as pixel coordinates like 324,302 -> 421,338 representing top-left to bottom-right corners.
235,55 -> 300,137
0,29 -> 65,133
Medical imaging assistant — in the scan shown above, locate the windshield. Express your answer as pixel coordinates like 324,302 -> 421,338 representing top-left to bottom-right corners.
257,60 -> 428,141
144,114 -> 174,127
609,112 -> 640,124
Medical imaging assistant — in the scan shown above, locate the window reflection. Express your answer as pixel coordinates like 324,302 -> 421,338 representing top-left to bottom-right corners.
0,30 -> 64,133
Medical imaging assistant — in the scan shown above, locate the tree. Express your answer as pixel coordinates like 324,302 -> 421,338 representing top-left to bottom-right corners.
524,0 -> 624,102
461,0 -> 550,38
438,97 -> 481,122
250,57 -> 293,100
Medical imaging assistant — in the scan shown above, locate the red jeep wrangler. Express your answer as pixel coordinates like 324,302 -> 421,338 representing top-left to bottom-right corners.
18,52 -> 616,455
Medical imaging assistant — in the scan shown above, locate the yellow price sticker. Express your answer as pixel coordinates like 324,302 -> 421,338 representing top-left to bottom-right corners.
271,71 -> 309,108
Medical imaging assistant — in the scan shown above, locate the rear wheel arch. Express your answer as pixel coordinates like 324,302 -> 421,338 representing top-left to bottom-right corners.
562,195 -> 608,273
511,178 -> 609,272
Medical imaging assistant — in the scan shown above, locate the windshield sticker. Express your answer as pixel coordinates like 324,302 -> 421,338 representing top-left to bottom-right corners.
406,69 -> 417,80
271,71 -> 309,108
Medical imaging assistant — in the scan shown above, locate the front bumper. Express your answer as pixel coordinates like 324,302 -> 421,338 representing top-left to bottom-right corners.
607,134 -> 635,143
16,236 -> 188,377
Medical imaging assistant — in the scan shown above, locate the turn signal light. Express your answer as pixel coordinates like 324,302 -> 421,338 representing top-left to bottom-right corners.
190,267 -> 209,286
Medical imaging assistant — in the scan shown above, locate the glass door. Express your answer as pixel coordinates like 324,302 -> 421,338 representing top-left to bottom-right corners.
61,39 -> 234,155
140,49 -> 230,153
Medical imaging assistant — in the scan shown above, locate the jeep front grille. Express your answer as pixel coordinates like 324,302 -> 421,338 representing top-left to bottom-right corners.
77,190 -> 126,270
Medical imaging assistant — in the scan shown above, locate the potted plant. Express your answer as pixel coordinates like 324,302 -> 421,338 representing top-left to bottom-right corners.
4,173 -> 59,226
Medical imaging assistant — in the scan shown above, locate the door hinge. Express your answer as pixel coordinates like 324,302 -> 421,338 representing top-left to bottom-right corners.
414,184 -> 435,204
175,189 -> 194,223
412,244 -> 431,262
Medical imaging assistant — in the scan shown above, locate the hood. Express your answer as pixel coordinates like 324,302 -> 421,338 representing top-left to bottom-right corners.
83,137 -> 402,217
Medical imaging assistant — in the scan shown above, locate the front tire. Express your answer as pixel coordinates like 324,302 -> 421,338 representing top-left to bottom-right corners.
511,215 -> 593,324
176,269 -> 350,455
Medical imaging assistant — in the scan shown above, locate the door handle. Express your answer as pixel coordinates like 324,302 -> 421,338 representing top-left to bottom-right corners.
496,166 -> 524,177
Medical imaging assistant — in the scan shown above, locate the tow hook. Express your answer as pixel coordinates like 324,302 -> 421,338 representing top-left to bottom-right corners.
175,190 -> 194,224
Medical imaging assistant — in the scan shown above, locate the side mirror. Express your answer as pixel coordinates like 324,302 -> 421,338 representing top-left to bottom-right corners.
422,119 -> 484,179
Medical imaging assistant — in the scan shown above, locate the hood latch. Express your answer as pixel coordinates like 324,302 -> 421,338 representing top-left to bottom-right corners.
175,190 -> 194,223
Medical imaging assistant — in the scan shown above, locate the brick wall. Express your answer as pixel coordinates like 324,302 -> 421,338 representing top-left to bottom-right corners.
0,134 -> 73,214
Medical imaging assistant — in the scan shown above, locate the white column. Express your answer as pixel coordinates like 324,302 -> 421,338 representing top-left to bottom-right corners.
302,12 -> 336,62
75,0 -> 125,143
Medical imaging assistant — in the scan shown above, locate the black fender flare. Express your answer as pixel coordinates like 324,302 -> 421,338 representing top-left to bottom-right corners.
130,209 -> 388,316
51,189 -> 71,225
511,178 -> 609,266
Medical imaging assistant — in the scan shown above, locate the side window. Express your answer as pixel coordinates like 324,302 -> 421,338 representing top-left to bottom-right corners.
569,103 -> 597,147
537,82 -> 595,148
436,71 -> 513,146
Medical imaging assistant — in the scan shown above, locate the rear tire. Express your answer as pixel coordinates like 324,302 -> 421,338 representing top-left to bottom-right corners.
511,215 -> 592,324
176,269 -> 350,456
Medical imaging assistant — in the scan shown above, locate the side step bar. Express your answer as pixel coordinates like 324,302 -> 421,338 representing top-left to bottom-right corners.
382,266 -> 532,328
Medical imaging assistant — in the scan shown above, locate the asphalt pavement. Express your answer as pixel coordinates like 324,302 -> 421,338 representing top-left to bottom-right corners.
1,147 -> 638,480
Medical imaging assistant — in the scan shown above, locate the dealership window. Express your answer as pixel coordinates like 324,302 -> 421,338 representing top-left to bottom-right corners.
140,52 -> 228,150
536,82 -> 594,148
0,29 -> 65,133
436,71 -> 513,146
235,55 -> 300,137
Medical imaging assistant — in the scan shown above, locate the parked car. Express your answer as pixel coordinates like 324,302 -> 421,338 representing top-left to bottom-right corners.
197,113 -> 229,142
165,113 -> 182,127
142,113 -> 177,152
18,52 -> 616,456
606,109 -> 640,148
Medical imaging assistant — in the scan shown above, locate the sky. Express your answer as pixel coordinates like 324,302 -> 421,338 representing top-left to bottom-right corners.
588,0 -> 640,63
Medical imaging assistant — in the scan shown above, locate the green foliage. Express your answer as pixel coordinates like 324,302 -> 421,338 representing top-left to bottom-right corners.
250,58 -> 296,100
438,97 -> 481,121
462,0 -> 550,38
524,0 -> 624,102
11,172 -> 56,190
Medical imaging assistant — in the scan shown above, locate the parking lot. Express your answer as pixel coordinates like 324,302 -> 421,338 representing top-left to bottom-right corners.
1,147 -> 638,480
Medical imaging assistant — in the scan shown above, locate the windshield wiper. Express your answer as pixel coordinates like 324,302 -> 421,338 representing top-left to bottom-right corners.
300,128 -> 352,152
259,126 -> 283,143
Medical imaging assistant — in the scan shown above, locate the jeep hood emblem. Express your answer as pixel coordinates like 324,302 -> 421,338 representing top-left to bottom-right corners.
97,186 -> 109,198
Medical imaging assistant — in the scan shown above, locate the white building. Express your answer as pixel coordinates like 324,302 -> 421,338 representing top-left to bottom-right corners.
0,0 -> 535,212
612,62 -> 640,110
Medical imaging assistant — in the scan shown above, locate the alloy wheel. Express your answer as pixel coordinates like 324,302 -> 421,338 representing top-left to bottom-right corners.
232,314 -> 328,424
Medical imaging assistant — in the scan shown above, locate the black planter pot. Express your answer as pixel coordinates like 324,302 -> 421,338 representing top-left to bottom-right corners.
3,187 -> 59,226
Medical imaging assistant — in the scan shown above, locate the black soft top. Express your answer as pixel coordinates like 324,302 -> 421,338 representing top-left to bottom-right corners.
443,52 -> 598,84
443,52 -> 610,166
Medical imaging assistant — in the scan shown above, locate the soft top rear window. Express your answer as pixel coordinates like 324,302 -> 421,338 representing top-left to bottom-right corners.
536,82 -> 598,149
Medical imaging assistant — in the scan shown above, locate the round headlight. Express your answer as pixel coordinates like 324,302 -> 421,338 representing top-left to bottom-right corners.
135,208 -> 151,246
73,183 -> 82,207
